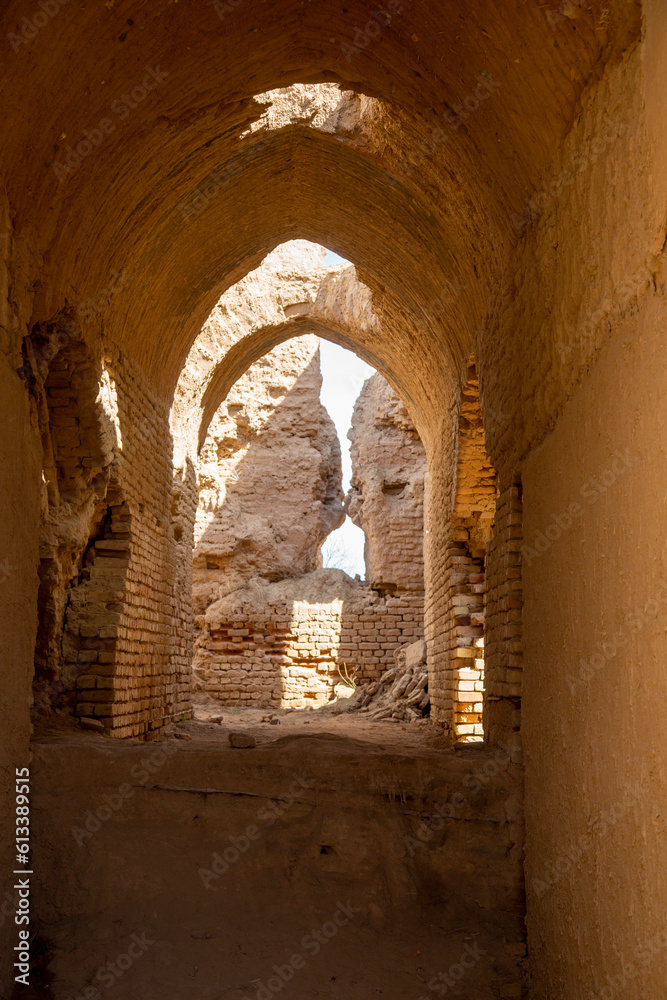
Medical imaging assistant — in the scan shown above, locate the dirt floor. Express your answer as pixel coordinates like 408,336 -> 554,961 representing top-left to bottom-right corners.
26,705 -> 526,1000
189,692 -> 448,750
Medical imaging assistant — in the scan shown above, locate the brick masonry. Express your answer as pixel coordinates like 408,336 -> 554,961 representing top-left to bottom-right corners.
484,482 -> 523,743
26,270 -> 520,744
194,585 -> 424,707
427,359 -> 500,741
58,352 -> 193,738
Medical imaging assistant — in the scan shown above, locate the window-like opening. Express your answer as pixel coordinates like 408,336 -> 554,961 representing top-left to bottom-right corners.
193,334 -> 428,717
168,240 -> 432,729
318,335 -> 374,579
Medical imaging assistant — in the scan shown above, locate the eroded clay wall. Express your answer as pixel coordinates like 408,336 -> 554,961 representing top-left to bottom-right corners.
346,373 -> 426,594
193,360 -> 426,708
62,354 -> 192,737
193,335 -> 344,613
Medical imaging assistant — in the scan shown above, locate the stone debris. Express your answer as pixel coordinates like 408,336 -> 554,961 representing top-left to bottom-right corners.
342,639 -> 430,723
228,731 -> 257,748
78,717 -> 105,733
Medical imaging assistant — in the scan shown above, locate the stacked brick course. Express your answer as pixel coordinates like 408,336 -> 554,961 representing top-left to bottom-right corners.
442,542 -> 486,739
484,483 -> 523,742
194,577 -> 423,707
69,499 -> 130,719
426,360 -> 499,741
100,357 -> 192,737
57,355 -> 193,738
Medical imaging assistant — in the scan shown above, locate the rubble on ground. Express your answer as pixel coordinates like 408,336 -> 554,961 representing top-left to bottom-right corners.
339,639 -> 430,722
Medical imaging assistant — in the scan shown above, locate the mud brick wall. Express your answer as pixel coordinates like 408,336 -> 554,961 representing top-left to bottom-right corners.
68,499 -> 131,719
484,483 -> 523,743
194,590 -> 424,708
65,356 -> 193,738
425,361 -> 499,741
443,540 -> 486,741
32,335 -> 116,701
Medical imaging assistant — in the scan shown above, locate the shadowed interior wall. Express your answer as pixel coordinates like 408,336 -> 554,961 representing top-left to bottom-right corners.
514,6 -> 667,995
522,258 -> 667,1000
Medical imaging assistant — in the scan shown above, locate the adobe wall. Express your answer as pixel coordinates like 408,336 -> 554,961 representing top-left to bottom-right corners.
500,17 -> 667,999
523,292 -> 667,1000
52,352 -> 193,738
12,317 -> 193,740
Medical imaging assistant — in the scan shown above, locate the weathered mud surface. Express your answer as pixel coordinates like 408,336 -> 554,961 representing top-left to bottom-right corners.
29,724 -> 525,999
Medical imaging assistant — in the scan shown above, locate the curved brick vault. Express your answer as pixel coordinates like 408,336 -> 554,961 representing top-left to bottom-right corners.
1,3 -> 667,999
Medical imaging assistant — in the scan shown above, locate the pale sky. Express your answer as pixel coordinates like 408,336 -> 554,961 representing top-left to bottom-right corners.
319,250 -> 375,578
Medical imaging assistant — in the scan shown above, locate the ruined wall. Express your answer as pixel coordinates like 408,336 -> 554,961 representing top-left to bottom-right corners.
448,364 -> 498,742
346,373 -> 426,594
0,293 -> 193,743
193,362 -> 426,708
32,347 -> 193,739
424,362 -> 498,742
194,570 -> 423,707
26,325 -> 119,715
193,335 -> 344,614
72,354 -> 193,738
